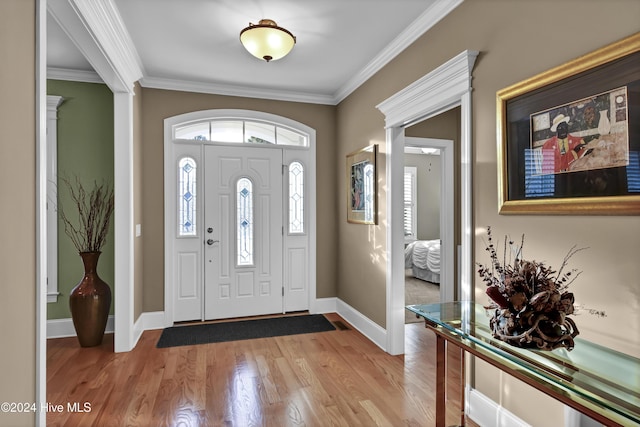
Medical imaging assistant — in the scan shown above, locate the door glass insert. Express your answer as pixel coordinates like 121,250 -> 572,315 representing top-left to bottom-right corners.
178,157 -> 197,236
237,177 -> 254,266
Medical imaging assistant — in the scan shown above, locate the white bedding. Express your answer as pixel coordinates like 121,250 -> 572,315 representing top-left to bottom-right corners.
405,239 -> 441,274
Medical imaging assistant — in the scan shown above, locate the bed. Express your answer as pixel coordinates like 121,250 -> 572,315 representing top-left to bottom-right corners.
405,239 -> 440,284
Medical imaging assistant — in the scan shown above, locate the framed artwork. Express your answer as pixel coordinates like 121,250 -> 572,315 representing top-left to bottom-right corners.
497,32 -> 640,214
346,144 -> 377,224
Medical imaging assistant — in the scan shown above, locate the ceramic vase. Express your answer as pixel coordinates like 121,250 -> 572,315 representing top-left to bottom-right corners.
69,251 -> 112,347
598,110 -> 611,135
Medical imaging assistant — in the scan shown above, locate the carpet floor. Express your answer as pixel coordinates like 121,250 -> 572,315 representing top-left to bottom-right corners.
157,314 -> 336,348
405,271 -> 440,324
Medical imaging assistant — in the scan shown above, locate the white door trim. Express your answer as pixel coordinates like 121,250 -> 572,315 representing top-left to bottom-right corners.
405,137 -> 455,303
36,1 -> 48,424
377,50 -> 479,355
163,109 -> 317,326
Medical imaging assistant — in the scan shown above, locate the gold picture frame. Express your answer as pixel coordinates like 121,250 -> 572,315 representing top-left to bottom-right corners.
346,144 -> 377,224
497,32 -> 640,215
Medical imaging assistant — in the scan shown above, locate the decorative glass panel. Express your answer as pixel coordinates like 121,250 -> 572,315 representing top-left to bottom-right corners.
178,157 -> 197,236
289,162 -> 304,233
175,122 -> 210,140
277,127 -> 308,146
246,121 -> 275,144
236,178 -> 254,266
211,121 -> 244,143
364,164 -> 375,223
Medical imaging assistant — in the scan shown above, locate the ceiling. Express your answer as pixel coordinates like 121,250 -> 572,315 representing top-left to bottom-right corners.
47,0 -> 460,105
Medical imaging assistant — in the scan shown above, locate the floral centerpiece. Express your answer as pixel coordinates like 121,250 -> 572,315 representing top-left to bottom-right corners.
477,227 -> 584,351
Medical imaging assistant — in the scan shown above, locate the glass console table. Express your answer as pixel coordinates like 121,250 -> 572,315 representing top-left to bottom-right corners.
406,302 -> 639,427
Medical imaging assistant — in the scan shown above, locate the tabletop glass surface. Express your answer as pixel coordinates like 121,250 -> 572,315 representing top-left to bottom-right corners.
406,302 -> 640,425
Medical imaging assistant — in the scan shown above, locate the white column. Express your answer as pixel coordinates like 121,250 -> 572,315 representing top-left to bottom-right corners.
114,92 -> 135,352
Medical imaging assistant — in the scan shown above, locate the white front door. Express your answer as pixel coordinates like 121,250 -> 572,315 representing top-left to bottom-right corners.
203,145 -> 283,319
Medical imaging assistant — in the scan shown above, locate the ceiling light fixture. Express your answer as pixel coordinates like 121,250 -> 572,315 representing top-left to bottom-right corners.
240,19 -> 296,62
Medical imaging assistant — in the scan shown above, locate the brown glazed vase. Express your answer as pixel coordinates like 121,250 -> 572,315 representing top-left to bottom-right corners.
69,252 -> 112,347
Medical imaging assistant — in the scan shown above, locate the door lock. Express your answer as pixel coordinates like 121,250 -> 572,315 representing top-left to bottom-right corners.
206,239 -> 219,246
207,227 -> 213,233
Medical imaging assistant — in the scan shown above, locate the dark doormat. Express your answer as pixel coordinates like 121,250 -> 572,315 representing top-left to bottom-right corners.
157,314 -> 336,348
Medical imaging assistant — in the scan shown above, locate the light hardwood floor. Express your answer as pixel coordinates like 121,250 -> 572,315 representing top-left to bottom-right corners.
47,313 -> 479,426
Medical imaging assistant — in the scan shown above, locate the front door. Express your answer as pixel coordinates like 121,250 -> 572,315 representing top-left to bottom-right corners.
203,145 -> 283,319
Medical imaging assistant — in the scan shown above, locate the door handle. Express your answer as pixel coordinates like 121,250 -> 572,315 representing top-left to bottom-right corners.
206,239 -> 219,246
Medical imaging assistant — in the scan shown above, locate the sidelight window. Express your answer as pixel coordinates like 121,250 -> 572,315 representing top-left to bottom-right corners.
288,161 -> 304,234
178,157 -> 197,236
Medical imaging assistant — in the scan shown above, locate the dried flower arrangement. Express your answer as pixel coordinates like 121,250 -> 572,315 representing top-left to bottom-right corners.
57,176 -> 115,253
477,226 -> 585,351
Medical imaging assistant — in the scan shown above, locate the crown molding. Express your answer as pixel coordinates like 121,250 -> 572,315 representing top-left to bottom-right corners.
332,0 -> 464,104
48,0 -> 143,93
140,76 -> 336,105
47,67 -> 104,84
70,0 -> 143,86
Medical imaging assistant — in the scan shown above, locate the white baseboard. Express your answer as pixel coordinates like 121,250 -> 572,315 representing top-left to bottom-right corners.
335,298 -> 387,351
47,312 -> 165,342
47,299 -> 387,355
467,387 -> 531,427
133,311 -> 165,345
312,297 -> 337,314
47,315 -> 115,339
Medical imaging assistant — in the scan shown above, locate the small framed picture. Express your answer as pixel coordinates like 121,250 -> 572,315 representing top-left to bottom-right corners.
346,144 -> 377,224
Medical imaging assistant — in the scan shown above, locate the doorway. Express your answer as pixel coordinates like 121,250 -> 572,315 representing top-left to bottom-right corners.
377,50 -> 478,355
164,109 -> 317,326
403,135 -> 455,324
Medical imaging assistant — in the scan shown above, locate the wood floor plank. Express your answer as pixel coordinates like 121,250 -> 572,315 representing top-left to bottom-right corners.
47,315 -> 479,427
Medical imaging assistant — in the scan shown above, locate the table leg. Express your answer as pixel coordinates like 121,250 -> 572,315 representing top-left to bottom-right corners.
436,334 -> 446,427
459,346 -> 466,427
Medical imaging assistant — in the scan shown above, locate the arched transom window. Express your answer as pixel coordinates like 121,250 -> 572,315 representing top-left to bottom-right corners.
174,118 -> 309,147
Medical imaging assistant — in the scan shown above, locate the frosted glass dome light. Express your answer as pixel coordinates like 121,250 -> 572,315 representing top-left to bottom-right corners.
240,19 -> 296,62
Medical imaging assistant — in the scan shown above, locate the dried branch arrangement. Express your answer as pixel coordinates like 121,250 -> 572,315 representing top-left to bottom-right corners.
477,226 -> 586,351
58,176 -> 115,253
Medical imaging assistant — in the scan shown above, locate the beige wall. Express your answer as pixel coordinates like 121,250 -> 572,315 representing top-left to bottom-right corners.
336,0 -> 640,425
0,1 -> 36,426
140,89 -> 338,312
